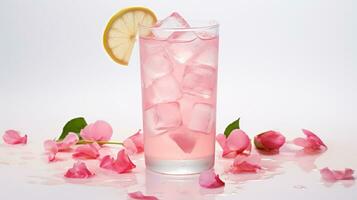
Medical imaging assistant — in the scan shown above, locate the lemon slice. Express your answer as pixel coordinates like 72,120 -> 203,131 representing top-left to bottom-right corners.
103,7 -> 157,66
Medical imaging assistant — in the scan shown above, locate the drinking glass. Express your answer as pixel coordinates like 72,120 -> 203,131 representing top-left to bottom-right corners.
139,21 -> 219,174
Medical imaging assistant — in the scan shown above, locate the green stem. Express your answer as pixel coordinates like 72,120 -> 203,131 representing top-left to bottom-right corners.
76,140 -> 123,145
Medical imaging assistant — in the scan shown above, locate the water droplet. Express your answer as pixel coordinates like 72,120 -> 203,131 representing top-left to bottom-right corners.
293,185 -> 307,190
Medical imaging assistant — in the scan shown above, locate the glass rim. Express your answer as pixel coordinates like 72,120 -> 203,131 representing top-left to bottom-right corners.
139,20 -> 219,32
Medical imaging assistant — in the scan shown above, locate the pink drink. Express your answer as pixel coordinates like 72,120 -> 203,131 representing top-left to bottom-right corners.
139,15 -> 219,174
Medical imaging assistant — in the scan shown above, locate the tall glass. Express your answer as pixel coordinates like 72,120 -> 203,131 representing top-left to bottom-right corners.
139,21 -> 219,174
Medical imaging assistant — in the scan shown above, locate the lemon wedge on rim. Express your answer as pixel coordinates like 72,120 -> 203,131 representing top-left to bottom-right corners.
103,6 -> 157,66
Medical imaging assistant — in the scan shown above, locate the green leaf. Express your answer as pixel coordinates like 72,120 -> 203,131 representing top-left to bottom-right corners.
224,118 -> 240,137
58,117 -> 87,140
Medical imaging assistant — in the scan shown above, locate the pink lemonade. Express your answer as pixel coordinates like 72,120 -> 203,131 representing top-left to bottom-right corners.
139,13 -> 219,174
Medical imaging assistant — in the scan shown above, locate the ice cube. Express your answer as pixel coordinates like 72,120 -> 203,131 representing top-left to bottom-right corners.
166,38 -> 201,64
142,51 -> 173,87
190,44 -> 218,68
195,21 -> 218,40
188,103 -> 214,134
182,64 -> 217,98
169,132 -> 196,153
169,31 -> 197,42
144,75 -> 182,107
144,102 -> 182,135
152,12 -> 190,40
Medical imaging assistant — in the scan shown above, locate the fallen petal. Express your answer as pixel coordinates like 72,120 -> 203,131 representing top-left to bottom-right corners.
302,129 -> 327,148
100,149 -> 136,173
128,191 -> 158,200
80,120 -> 113,142
64,161 -> 94,178
320,167 -> 355,182
292,138 -> 308,147
254,130 -> 285,152
230,154 -> 261,173
216,134 -> 235,158
293,129 -> 327,152
100,155 -> 115,170
123,139 -> 137,155
72,142 -> 100,159
43,140 -> 58,162
124,130 -> 144,155
199,169 -> 225,188
216,134 -> 226,149
3,130 -> 27,145
221,129 -> 251,158
112,149 -> 136,173
57,132 -> 79,151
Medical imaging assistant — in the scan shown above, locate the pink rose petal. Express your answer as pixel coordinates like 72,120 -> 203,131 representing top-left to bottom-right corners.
293,129 -> 327,152
100,149 -> 136,173
3,130 -> 27,145
230,154 -> 262,173
57,132 -> 79,151
80,120 -> 113,142
128,191 -> 158,200
199,169 -> 225,188
254,130 -> 286,152
124,130 -> 144,155
302,129 -> 327,147
320,167 -> 354,182
64,161 -> 94,178
169,133 -> 196,153
100,155 -> 115,169
216,134 -> 226,149
72,142 -> 100,159
292,137 -> 308,147
112,149 -> 136,173
43,133 -> 79,162
44,140 -> 58,162
216,129 -> 251,158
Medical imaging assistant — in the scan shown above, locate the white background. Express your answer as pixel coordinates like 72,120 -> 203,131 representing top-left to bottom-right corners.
0,0 -> 357,200
1,0 -> 357,142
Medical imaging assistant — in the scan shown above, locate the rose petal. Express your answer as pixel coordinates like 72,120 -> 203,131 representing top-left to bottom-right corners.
216,134 -> 234,158
64,161 -> 94,178
199,169 -> 225,188
72,142 -> 100,159
43,133 -> 78,162
3,130 -> 27,145
293,129 -> 327,151
230,154 -> 262,173
320,167 -> 355,182
43,140 -> 58,162
100,155 -> 115,170
100,149 -> 136,173
169,133 -> 196,153
57,132 -> 79,151
302,129 -> 327,148
123,139 -> 137,155
112,149 -> 136,173
254,130 -> 286,152
217,129 -> 251,158
128,191 -> 158,200
344,168 -> 355,179
124,130 -> 144,155
226,130 -> 249,150
292,138 -> 308,147
80,120 -> 113,141
216,134 -> 226,149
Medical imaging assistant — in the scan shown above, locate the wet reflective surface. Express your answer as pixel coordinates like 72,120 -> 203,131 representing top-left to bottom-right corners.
0,140 -> 356,200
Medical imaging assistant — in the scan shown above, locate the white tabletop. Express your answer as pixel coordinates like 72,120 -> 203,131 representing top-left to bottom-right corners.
0,139 -> 356,200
